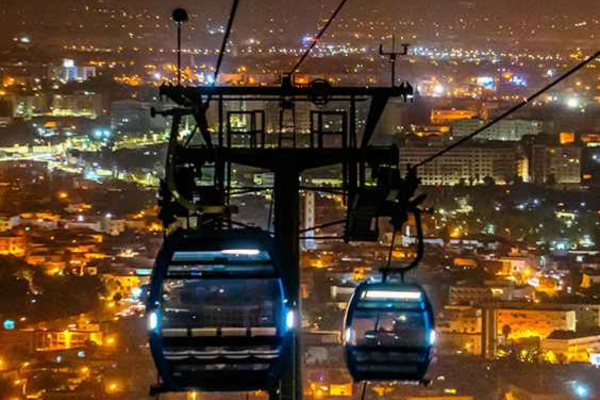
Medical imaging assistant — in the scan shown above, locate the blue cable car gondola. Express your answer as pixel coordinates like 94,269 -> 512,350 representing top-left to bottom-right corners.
342,207 -> 435,384
146,228 -> 294,394
342,282 -> 435,383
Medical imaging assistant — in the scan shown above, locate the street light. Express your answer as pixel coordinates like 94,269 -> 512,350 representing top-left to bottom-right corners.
572,382 -> 590,399
107,382 -> 120,393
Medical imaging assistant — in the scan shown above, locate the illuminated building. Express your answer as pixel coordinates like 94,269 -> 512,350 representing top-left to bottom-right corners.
399,143 -> 519,186
18,213 -> 60,230
50,93 -> 103,118
0,235 -> 26,257
100,272 -> 144,300
531,144 -> 582,185
449,282 -> 536,305
436,306 -> 482,355
35,325 -> 103,351
451,119 -> 542,141
100,217 -> 126,236
26,251 -> 65,268
0,216 -> 19,232
497,308 -> 576,339
49,59 -> 97,83
64,220 -> 102,232
559,132 -> 576,145
581,133 -> 600,147
541,330 -> 600,364
453,257 -> 478,268
413,126 -> 451,137
516,156 -> 529,183
431,109 -> 478,124
497,255 -> 538,277
449,287 -> 495,305
580,270 -> 600,288
11,94 -> 47,118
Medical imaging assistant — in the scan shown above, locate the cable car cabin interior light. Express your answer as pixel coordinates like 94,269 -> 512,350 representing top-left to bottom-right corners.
343,282 -> 435,384
146,228 -> 293,394
221,248 -> 261,256
363,290 -> 422,301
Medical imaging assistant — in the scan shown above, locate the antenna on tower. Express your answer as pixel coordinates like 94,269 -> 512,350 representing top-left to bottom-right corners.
172,8 -> 189,86
379,36 -> 409,87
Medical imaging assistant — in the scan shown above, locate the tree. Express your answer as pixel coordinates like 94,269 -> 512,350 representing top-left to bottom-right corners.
35,274 -> 104,319
546,173 -> 557,187
0,276 -> 29,316
0,256 -> 106,321
483,175 -> 496,186
502,324 -> 512,340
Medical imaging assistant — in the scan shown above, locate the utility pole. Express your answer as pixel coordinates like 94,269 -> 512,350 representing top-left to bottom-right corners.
172,8 -> 188,86
379,36 -> 409,87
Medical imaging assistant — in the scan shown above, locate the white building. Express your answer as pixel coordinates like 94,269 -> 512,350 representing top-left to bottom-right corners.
451,118 -> 542,141
399,144 -> 519,185
541,331 -> 600,364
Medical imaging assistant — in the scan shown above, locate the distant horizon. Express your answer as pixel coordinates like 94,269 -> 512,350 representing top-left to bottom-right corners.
0,0 -> 597,51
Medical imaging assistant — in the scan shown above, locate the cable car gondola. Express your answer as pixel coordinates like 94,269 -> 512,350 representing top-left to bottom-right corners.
146,228 -> 294,394
342,282 -> 435,383
342,207 -> 435,384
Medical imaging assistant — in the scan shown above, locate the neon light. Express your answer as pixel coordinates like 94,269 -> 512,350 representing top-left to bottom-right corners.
363,290 -> 422,301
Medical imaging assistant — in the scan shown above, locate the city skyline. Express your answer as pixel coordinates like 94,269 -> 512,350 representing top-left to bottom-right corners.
0,0 -> 598,51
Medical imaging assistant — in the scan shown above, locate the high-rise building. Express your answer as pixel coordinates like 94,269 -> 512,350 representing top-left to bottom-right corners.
451,118 -> 542,141
10,94 -> 47,118
399,142 -> 520,186
49,59 -> 97,83
50,93 -> 103,118
531,144 -> 582,185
